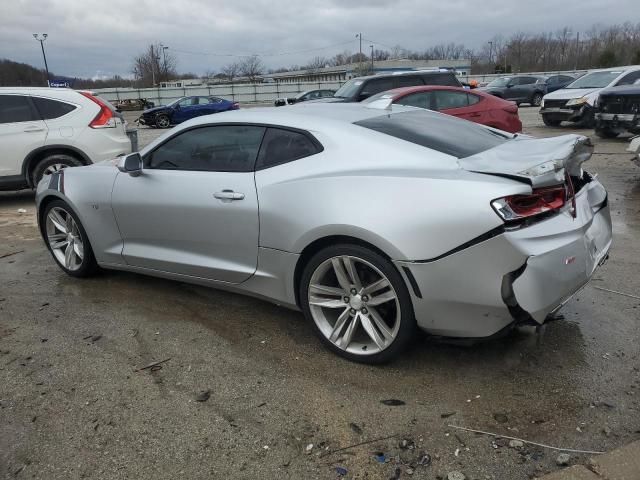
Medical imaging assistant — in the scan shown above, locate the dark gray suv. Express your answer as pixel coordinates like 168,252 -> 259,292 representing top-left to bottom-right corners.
480,75 -> 547,106
319,70 -> 463,103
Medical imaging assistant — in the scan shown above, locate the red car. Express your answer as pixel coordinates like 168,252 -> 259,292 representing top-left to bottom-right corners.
365,85 -> 522,133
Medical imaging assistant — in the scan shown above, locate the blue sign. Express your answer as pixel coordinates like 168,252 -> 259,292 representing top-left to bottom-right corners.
50,77 -> 73,88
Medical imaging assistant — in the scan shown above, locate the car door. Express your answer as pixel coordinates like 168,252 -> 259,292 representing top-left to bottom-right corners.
172,97 -> 198,123
505,77 -> 527,101
431,90 -> 479,121
197,96 -> 221,115
0,94 -> 48,177
111,124 -> 266,283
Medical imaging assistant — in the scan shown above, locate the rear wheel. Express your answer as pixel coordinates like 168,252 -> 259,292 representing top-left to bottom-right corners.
595,127 -> 620,138
32,154 -> 82,186
42,200 -> 98,277
155,114 -> 171,128
531,92 -> 543,107
542,115 -> 562,127
300,244 -> 416,363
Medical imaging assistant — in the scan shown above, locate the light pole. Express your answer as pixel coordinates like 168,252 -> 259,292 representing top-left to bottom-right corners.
488,41 -> 493,66
370,45 -> 374,72
33,33 -> 50,87
160,44 -> 168,81
355,33 -> 363,64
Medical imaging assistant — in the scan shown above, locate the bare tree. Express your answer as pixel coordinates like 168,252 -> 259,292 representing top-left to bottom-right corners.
305,56 -> 329,72
239,55 -> 265,82
132,43 -> 177,87
221,62 -> 241,81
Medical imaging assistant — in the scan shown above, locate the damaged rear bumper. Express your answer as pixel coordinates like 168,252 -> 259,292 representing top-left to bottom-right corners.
395,177 -> 612,338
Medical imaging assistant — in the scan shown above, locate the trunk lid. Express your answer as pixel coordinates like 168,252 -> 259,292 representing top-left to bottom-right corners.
458,134 -> 593,188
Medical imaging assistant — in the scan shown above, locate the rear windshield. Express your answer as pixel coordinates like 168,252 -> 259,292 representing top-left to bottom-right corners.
354,110 -> 509,158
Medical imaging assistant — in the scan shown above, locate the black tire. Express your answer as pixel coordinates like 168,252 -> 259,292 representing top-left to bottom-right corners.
31,153 -> 82,186
155,114 -> 171,128
41,199 -> 98,278
531,92 -> 543,107
576,110 -> 595,128
595,127 -> 619,139
542,115 -> 562,127
299,244 -> 416,364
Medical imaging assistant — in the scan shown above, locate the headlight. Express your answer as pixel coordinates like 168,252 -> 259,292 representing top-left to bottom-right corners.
566,97 -> 588,106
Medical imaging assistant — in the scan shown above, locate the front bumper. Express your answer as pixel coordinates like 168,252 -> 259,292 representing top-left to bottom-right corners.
540,104 -> 592,122
396,177 -> 612,338
596,112 -> 640,130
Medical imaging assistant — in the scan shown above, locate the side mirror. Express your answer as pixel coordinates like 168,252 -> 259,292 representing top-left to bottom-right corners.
506,83 -> 514,88
358,92 -> 371,101
117,153 -> 143,177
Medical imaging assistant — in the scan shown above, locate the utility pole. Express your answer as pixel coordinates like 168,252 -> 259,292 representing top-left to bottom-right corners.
356,33 -> 362,68
370,45 -> 374,73
150,44 -> 156,86
574,32 -> 580,71
488,41 -> 493,66
160,44 -> 168,81
33,34 -> 50,87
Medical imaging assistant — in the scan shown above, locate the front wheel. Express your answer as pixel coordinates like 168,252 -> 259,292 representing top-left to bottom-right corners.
300,244 -> 416,363
595,127 -> 619,139
531,92 -> 543,107
42,200 -> 98,277
32,154 -> 82,186
542,114 -> 562,127
155,114 -> 171,128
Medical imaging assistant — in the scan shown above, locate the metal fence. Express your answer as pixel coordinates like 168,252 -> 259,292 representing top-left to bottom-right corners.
94,81 -> 344,107
92,69 -> 590,107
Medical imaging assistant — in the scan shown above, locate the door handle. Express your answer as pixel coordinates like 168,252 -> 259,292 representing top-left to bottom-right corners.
24,127 -> 45,132
214,190 -> 245,201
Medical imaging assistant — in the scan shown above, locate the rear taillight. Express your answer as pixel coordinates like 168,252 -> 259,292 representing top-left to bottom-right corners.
492,185 -> 567,223
79,91 -> 116,128
232,102 -> 240,109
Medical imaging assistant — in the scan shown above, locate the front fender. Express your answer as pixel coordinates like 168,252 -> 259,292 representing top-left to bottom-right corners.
36,165 -> 125,265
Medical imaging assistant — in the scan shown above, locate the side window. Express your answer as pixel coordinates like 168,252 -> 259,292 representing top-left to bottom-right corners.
521,77 -> 537,85
256,128 -> 322,170
396,92 -> 432,109
467,93 -> 481,105
396,76 -> 424,88
546,76 -> 557,85
560,75 -> 574,83
147,125 -> 266,172
433,90 -> 469,110
617,71 -> 640,86
423,73 -> 455,86
361,78 -> 394,98
32,97 -> 77,119
0,95 -> 39,124
196,97 -> 212,104
177,97 -> 193,107
321,90 -> 334,97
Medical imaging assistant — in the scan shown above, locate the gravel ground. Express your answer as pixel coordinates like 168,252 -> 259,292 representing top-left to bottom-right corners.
1,106 -> 639,480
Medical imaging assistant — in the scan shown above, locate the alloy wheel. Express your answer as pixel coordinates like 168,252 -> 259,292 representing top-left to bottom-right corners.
308,255 -> 401,355
45,207 -> 84,271
156,115 -> 170,128
43,163 -> 70,176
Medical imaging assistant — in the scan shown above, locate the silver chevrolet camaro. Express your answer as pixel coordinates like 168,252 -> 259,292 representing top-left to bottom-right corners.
36,103 -> 612,363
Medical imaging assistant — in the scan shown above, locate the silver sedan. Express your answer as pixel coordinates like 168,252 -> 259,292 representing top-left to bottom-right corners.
36,104 -> 612,363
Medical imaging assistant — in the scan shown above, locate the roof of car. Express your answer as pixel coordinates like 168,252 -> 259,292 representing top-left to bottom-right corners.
584,65 -> 640,73
346,70 -> 455,82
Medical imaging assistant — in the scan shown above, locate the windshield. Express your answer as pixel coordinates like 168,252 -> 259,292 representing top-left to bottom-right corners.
166,97 -> 184,107
486,77 -> 512,88
334,79 -> 363,99
565,71 -> 622,89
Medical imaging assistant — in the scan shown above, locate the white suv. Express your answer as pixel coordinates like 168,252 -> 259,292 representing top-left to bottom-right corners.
0,88 -> 132,191
539,65 -> 640,127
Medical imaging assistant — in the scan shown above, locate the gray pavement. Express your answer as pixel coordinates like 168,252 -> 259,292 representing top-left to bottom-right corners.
1,106 -> 639,479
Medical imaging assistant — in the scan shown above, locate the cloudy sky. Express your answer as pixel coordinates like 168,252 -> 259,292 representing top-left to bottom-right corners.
1,0 -> 637,79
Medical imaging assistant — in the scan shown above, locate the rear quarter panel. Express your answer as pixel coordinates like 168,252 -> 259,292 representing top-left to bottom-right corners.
255,128 -> 528,261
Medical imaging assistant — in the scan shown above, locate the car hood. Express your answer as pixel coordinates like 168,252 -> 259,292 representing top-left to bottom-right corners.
459,134 -> 593,188
306,97 -> 349,103
544,87 -> 600,100
142,105 -> 171,115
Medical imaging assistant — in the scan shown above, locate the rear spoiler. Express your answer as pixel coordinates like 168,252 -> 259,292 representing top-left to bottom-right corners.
459,134 -> 593,188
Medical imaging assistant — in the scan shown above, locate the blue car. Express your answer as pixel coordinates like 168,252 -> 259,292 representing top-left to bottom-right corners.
138,96 -> 239,128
